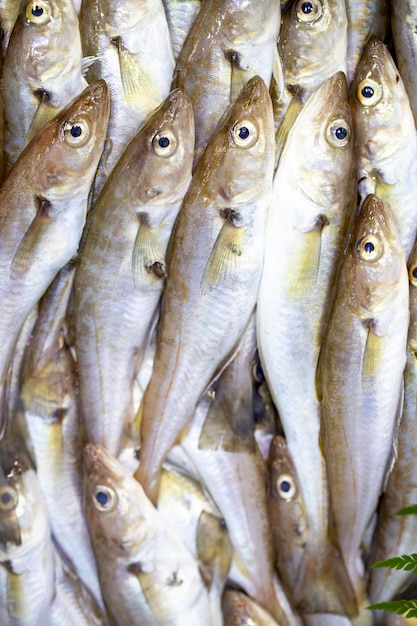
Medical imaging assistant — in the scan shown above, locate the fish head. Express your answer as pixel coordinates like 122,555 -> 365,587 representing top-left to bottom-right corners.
199,75 -> 274,208
21,79 -> 110,202
279,0 -> 347,95
83,444 -> 152,556
350,37 -> 407,171
132,89 -> 195,205
346,194 -> 407,318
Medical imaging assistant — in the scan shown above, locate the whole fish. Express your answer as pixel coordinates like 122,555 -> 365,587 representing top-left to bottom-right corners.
79,0 -> 175,200
278,0 -> 348,101
72,88 -> 194,456
0,79 -> 109,433
367,239 -> 417,609
172,0 -> 280,166
134,75 -> 275,506
83,444 -> 213,626
0,434 -> 55,626
257,72 -> 356,615
350,37 -> 417,260
3,0 -> 87,171
318,194 -> 409,605
391,0 -> 417,127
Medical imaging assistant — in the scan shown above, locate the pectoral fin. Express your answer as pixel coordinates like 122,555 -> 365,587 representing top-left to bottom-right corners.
230,55 -> 253,103
201,222 -> 247,294
132,221 -> 167,289
10,198 -> 53,280
24,94 -> 58,147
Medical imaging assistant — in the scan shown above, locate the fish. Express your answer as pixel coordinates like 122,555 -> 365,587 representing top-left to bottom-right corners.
391,0 -> 417,128
83,443 -> 213,626
79,0 -> 175,200
222,588 -> 282,626
350,37 -> 417,260
72,88 -> 194,456
0,0 -> 25,53
172,0 -> 281,166
3,0 -> 87,171
278,0 -> 348,101
162,0 -> 202,60
0,79 -> 109,434
134,75 -> 275,506
318,194 -> 409,605
257,71 -> 357,615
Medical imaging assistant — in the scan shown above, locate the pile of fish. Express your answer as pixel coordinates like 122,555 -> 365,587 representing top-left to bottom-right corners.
1,0 -> 417,624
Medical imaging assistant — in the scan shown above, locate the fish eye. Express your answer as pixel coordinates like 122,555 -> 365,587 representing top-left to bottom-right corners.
409,262 -> 417,287
296,0 -> 323,23
276,473 -> 297,501
232,119 -> 258,148
0,486 -> 18,511
357,234 -> 382,262
326,118 -> 352,148
25,0 -> 50,25
356,78 -> 382,107
152,129 -> 177,157
63,118 -> 90,147
92,485 -> 117,512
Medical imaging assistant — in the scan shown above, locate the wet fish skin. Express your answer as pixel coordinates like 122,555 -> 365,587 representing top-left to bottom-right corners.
318,194 -> 409,604
0,79 -> 109,434
73,88 -> 194,456
392,0 -> 417,128
135,75 -> 275,506
3,0 -> 86,171
83,444 -> 213,626
350,36 -> 417,261
172,0 -> 280,166
222,589 -> 281,626
162,0 -> 202,60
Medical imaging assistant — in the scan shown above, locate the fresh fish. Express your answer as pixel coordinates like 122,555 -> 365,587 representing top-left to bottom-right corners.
345,0 -> 389,84
20,263 -> 105,618
392,0 -> 417,128
0,80 -> 109,434
367,239 -> 417,608
350,37 -> 417,260
257,72 -> 356,615
79,0 -> 175,200
318,194 -> 409,605
83,443 -> 213,626
162,0 -> 202,60
222,588 -> 281,626
172,0 -> 280,166
3,0 -> 87,171
278,0 -> 348,101
72,88 -> 194,456
0,434 -> 55,626
0,0 -> 25,53
134,75 -> 275,506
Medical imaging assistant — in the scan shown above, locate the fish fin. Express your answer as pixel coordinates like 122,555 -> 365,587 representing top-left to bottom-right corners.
361,322 -> 386,393
132,220 -> 167,289
114,38 -> 161,114
272,47 -> 283,89
381,381 -> 404,492
201,221 -> 247,295
274,95 -> 303,169
230,56 -> 253,103
10,198 -> 53,280
284,225 -> 323,303
196,511 -> 233,589
82,55 -> 99,77
24,94 -> 57,147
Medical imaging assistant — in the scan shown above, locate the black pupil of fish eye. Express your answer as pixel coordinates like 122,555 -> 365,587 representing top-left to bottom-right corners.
238,126 -> 250,140
96,491 -> 109,506
158,136 -> 170,148
361,85 -> 375,99
0,492 -> 12,505
70,125 -> 82,138
31,5 -> 44,16
335,127 -> 347,140
364,241 -> 375,254
412,267 -> 417,279
301,1 -> 313,13
280,480 -> 291,493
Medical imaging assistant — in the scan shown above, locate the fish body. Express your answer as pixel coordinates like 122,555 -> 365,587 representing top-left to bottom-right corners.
135,75 -> 275,505
84,444 -> 212,626
162,0 -> 202,60
73,89 -> 194,455
319,194 -> 409,603
79,0 -> 175,200
3,0 -> 86,171
0,80 -> 109,432
392,0 -> 417,127
222,589 -> 281,626
257,72 -> 356,614
173,0 -> 280,165
350,37 -> 417,260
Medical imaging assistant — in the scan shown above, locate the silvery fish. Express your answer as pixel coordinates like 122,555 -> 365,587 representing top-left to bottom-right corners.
162,0 -> 202,60
135,76 -> 275,506
391,0 -> 417,127
72,89 -> 194,456
0,80 -> 109,434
